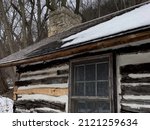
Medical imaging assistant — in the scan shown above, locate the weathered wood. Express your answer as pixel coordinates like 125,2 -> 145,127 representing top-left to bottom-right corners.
20,71 -> 57,79
17,60 -> 69,73
121,105 -> 150,113
121,99 -> 150,105
14,100 -> 65,112
121,85 -> 150,95
57,69 -> 69,75
15,75 -> 68,86
120,63 -> 150,74
15,87 -> 68,96
121,76 -> 150,83
1,29 -> 150,68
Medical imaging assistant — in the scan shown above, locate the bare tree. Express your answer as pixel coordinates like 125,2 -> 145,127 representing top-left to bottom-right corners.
0,0 -> 15,54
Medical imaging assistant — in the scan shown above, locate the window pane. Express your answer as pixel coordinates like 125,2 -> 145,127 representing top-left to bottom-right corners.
97,63 -> 109,80
96,101 -> 110,113
75,100 -> 110,113
85,82 -> 95,96
97,82 -> 109,96
85,64 -> 95,81
77,101 -> 86,113
86,101 -> 96,113
76,100 -> 96,113
74,83 -> 84,96
75,66 -> 84,81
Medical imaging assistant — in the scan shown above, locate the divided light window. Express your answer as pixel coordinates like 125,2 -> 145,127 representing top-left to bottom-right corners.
70,54 -> 113,113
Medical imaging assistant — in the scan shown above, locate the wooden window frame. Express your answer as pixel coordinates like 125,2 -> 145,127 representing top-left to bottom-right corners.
69,53 -> 114,113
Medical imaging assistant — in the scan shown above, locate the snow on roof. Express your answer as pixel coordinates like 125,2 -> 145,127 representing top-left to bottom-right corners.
62,3 -> 150,47
18,94 -> 67,104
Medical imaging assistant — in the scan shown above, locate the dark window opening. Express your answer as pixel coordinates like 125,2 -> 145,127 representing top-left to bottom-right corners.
70,54 -> 114,113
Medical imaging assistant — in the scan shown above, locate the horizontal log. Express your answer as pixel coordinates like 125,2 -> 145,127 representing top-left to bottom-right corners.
121,105 -> 150,113
17,60 -> 69,73
15,76 -> 68,86
20,64 -> 69,78
121,85 -> 150,95
57,69 -> 69,75
14,100 -> 65,112
121,99 -> 150,105
121,76 -> 150,83
20,71 -> 57,79
15,87 -> 68,96
120,63 -> 150,74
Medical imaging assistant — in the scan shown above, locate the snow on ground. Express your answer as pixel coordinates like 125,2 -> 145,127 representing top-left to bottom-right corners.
18,94 -> 68,104
62,3 -> 150,47
0,96 -> 13,113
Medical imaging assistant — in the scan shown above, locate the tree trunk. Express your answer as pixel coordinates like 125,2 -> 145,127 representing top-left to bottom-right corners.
75,0 -> 80,14
97,0 -> 101,17
61,0 -> 67,7
0,0 -> 15,54
18,0 -> 28,49
0,70 -> 8,94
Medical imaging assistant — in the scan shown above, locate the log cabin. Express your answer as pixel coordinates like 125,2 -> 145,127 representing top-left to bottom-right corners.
0,1 -> 150,113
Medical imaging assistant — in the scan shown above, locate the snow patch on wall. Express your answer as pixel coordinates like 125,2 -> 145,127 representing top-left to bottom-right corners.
123,95 -> 150,100
121,83 -> 150,86
122,103 -> 150,109
20,74 -> 68,81
18,94 -> 68,104
117,52 -> 150,66
15,108 -> 31,113
18,83 -> 68,90
16,107 -> 64,113
20,74 -> 57,81
34,107 -> 64,113
128,74 -> 150,78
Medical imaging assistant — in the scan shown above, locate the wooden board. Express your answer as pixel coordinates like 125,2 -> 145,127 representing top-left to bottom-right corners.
14,100 -> 65,112
15,75 -> 68,86
121,85 -> 150,95
14,87 -> 68,97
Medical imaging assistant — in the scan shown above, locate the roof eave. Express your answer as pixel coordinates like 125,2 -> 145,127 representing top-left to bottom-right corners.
0,27 -> 150,68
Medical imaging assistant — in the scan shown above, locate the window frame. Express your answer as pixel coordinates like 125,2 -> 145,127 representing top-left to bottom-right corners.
69,54 -> 114,113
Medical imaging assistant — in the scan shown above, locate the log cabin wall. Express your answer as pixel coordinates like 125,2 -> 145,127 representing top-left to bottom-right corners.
14,63 -> 69,113
117,51 -> 150,113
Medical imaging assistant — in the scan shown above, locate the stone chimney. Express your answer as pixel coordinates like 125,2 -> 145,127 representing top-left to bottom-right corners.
48,7 -> 82,37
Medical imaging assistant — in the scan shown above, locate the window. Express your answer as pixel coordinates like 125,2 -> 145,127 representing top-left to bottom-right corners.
70,54 -> 114,113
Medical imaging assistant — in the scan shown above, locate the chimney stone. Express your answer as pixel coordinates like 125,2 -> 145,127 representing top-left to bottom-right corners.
48,7 -> 82,37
